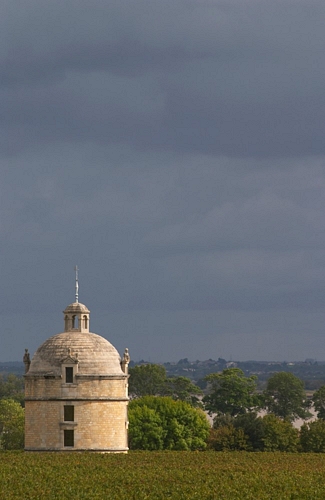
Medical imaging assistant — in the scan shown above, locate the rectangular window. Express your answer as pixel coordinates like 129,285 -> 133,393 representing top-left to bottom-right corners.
64,429 -> 74,447
65,367 -> 73,383
64,405 -> 74,422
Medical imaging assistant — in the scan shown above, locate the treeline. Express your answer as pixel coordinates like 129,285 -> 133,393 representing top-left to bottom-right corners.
210,413 -> 325,452
159,358 -> 325,390
128,365 -> 325,452
4,366 -> 325,451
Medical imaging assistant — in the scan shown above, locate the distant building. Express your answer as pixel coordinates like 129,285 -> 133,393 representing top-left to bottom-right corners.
24,290 -> 130,452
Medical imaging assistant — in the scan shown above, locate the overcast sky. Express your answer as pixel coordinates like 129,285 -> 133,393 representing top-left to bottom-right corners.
2,0 -> 325,363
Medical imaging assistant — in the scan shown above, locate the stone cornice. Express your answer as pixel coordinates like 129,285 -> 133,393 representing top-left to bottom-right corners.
25,397 -> 129,402
75,374 -> 127,380
25,374 -> 127,380
25,448 -> 129,452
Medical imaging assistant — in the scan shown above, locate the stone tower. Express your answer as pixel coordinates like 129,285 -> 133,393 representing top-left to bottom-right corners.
24,287 -> 130,452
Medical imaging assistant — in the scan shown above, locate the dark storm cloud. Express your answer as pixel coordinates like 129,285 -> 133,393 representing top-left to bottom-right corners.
2,1 -> 325,361
2,0 -> 325,157
2,155 -> 325,312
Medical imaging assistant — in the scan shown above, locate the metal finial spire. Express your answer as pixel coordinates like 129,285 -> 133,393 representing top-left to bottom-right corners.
74,265 -> 79,303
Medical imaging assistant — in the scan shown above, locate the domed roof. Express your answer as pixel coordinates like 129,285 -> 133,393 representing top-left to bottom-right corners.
63,302 -> 90,314
27,331 -> 123,376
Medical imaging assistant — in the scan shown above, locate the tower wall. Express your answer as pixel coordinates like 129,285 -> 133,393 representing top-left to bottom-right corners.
25,375 -> 128,451
25,400 -> 128,451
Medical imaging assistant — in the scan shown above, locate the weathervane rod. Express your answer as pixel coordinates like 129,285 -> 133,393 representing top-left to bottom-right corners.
75,265 -> 79,303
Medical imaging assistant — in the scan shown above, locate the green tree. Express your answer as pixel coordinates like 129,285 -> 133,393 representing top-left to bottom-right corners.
208,425 -> 248,451
213,413 -> 234,429
0,399 -> 24,450
300,420 -> 325,452
128,364 -> 202,404
164,376 -> 202,406
263,372 -> 310,422
233,412 -> 265,451
213,412 -> 288,452
128,396 -> 210,450
312,385 -> 325,419
203,368 -> 259,417
0,374 -> 24,406
128,405 -> 165,450
209,412 -> 298,452
262,414 -> 298,452
129,364 -> 167,397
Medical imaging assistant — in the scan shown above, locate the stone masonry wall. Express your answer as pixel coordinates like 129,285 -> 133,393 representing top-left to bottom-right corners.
25,399 -> 128,451
25,376 -> 128,451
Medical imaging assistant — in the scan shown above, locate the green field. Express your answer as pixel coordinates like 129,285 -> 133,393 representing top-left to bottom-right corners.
1,451 -> 325,499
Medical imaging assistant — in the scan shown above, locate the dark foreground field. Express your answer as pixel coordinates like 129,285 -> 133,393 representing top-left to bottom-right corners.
1,451 -> 325,499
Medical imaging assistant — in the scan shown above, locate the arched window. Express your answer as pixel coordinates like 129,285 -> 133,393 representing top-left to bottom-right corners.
83,315 -> 88,329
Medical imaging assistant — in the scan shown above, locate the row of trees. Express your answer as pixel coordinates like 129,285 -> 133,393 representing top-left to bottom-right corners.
204,368 -> 325,421
209,413 -> 325,452
204,368 -> 312,421
128,365 -> 325,451
129,365 -> 316,421
202,368 -> 325,453
3,364 -> 325,451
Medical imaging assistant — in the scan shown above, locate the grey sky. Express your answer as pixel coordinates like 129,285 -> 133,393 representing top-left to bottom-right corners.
2,0 -> 325,362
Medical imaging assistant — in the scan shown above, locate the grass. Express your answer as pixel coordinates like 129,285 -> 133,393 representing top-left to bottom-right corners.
1,451 -> 325,499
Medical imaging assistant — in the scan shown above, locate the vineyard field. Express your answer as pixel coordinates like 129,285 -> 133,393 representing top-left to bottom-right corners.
1,451 -> 325,499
